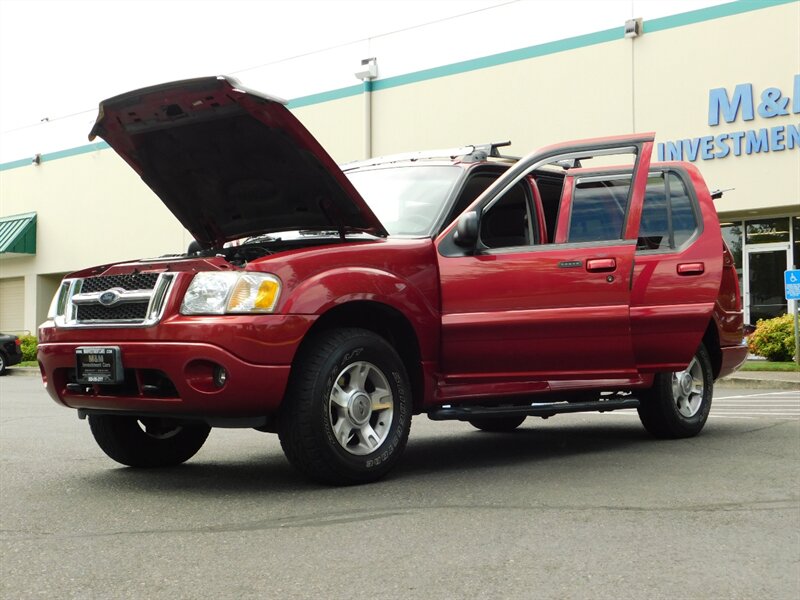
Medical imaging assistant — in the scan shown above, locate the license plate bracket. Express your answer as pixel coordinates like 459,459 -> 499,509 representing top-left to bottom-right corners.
75,346 -> 123,385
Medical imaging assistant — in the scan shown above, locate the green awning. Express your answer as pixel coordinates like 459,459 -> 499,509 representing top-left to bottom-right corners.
0,212 -> 36,257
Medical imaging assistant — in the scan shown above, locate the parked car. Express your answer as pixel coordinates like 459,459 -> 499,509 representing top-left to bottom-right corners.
38,76 -> 747,484
0,333 -> 23,375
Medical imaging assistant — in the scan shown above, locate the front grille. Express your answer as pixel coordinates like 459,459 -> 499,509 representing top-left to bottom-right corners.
76,303 -> 150,321
80,273 -> 159,293
56,272 -> 176,328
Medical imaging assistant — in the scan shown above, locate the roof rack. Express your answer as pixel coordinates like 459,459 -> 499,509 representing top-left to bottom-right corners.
462,141 -> 520,162
340,141 -> 519,170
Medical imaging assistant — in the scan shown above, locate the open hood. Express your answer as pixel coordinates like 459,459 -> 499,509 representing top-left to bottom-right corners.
89,76 -> 387,246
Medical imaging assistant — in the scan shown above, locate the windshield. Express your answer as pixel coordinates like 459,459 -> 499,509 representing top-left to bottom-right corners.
345,165 -> 462,236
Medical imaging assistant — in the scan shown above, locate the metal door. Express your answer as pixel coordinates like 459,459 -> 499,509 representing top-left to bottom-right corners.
745,243 -> 791,323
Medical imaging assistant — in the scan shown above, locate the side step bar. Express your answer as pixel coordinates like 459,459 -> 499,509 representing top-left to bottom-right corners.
427,398 -> 640,421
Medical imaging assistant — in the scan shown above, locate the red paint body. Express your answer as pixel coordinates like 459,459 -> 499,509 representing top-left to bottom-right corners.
38,160 -> 746,417
38,96 -> 747,422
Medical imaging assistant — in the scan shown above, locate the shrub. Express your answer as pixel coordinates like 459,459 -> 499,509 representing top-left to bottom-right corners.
19,334 -> 37,362
747,314 -> 796,362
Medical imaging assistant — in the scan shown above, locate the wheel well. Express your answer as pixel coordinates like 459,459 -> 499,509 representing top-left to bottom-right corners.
297,301 -> 425,413
702,319 -> 722,380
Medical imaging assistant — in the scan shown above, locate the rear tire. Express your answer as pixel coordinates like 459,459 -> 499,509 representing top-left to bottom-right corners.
279,328 -> 412,485
637,343 -> 713,439
469,416 -> 526,432
88,415 -> 210,467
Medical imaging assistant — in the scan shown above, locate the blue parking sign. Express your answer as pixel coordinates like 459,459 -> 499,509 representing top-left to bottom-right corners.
786,270 -> 800,300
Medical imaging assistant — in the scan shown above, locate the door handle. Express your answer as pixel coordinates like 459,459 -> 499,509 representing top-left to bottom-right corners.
586,258 -> 616,272
677,262 -> 705,276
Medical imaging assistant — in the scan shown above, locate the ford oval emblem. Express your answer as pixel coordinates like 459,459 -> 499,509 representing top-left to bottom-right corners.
98,290 -> 120,306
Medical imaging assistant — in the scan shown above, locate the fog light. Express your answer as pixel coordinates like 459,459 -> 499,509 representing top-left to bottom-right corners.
213,366 -> 228,388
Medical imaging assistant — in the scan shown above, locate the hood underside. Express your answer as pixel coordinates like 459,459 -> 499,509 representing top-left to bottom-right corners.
89,76 -> 387,246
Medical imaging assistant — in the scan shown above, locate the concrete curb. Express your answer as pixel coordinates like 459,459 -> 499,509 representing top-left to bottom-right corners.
717,376 -> 800,390
5,367 -> 40,377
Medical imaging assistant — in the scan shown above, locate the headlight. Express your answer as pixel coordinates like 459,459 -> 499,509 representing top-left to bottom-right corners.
47,281 -> 72,319
180,272 -> 281,315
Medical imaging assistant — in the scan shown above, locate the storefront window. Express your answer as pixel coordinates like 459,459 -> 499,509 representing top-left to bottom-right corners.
745,217 -> 790,244
721,222 -> 743,267
793,216 -> 800,269
721,222 -> 743,296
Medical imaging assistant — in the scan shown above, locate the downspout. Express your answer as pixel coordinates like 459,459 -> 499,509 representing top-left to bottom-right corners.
624,17 -> 643,132
364,78 -> 373,159
355,57 -> 378,159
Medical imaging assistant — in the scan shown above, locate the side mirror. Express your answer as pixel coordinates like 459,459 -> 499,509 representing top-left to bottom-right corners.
454,211 -> 479,248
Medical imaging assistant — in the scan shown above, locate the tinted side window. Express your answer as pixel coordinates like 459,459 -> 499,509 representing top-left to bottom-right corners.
480,182 -> 535,249
568,178 -> 630,242
638,172 -> 698,251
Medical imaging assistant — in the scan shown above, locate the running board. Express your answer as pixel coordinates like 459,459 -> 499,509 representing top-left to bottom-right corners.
427,398 -> 640,421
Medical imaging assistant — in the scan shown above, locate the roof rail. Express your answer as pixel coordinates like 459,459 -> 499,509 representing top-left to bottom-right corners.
341,141 -> 518,170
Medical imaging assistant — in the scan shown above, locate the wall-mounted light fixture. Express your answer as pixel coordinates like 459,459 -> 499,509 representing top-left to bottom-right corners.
624,18 -> 643,38
32,153 -> 41,166
354,57 -> 378,81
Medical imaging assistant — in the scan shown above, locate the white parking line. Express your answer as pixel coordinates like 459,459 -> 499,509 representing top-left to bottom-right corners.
711,408 -> 800,417
611,412 -> 796,420
715,391 -> 799,400
714,401 -> 799,405
714,405 -> 799,408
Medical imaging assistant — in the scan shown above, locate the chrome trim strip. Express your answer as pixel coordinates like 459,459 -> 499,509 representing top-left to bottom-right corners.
72,289 -> 154,305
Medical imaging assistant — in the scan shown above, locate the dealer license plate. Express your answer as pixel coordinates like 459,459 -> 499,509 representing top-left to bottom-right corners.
75,346 -> 123,384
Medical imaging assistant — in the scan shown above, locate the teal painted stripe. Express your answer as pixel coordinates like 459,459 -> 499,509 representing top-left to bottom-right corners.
0,158 -> 31,171
373,27 -> 619,92
646,0 -> 797,33
286,84 -> 363,108
43,141 -> 109,161
0,141 -> 109,172
1,0 -> 795,172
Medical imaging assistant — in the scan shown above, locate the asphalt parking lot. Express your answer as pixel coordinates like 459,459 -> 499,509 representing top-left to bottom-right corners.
1,375 -> 798,599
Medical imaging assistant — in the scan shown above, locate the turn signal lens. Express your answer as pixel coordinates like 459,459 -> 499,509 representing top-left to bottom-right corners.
226,274 -> 281,313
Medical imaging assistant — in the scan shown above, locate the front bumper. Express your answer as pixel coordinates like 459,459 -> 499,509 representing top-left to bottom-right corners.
6,350 -> 22,367
37,313 -> 316,417
39,340 -> 291,417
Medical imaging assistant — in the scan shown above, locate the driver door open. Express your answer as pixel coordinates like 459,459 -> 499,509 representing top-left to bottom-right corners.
435,134 -> 654,401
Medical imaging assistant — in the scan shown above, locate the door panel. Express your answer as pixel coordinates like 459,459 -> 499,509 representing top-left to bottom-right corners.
436,134 -> 654,389
630,167 -> 723,371
439,242 -> 637,379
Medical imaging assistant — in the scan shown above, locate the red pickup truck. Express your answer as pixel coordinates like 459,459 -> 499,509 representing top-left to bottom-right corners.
38,77 -> 747,484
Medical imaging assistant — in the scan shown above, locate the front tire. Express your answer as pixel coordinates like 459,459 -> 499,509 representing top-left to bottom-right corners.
637,343 -> 714,439
279,328 -> 412,485
88,415 -> 210,467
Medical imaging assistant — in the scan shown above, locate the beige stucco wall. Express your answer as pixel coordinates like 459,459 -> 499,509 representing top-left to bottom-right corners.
292,95 -> 365,163
0,151 -> 190,332
633,2 -> 800,217
1,1 -> 798,334
371,40 -> 635,157
0,149 -> 188,279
